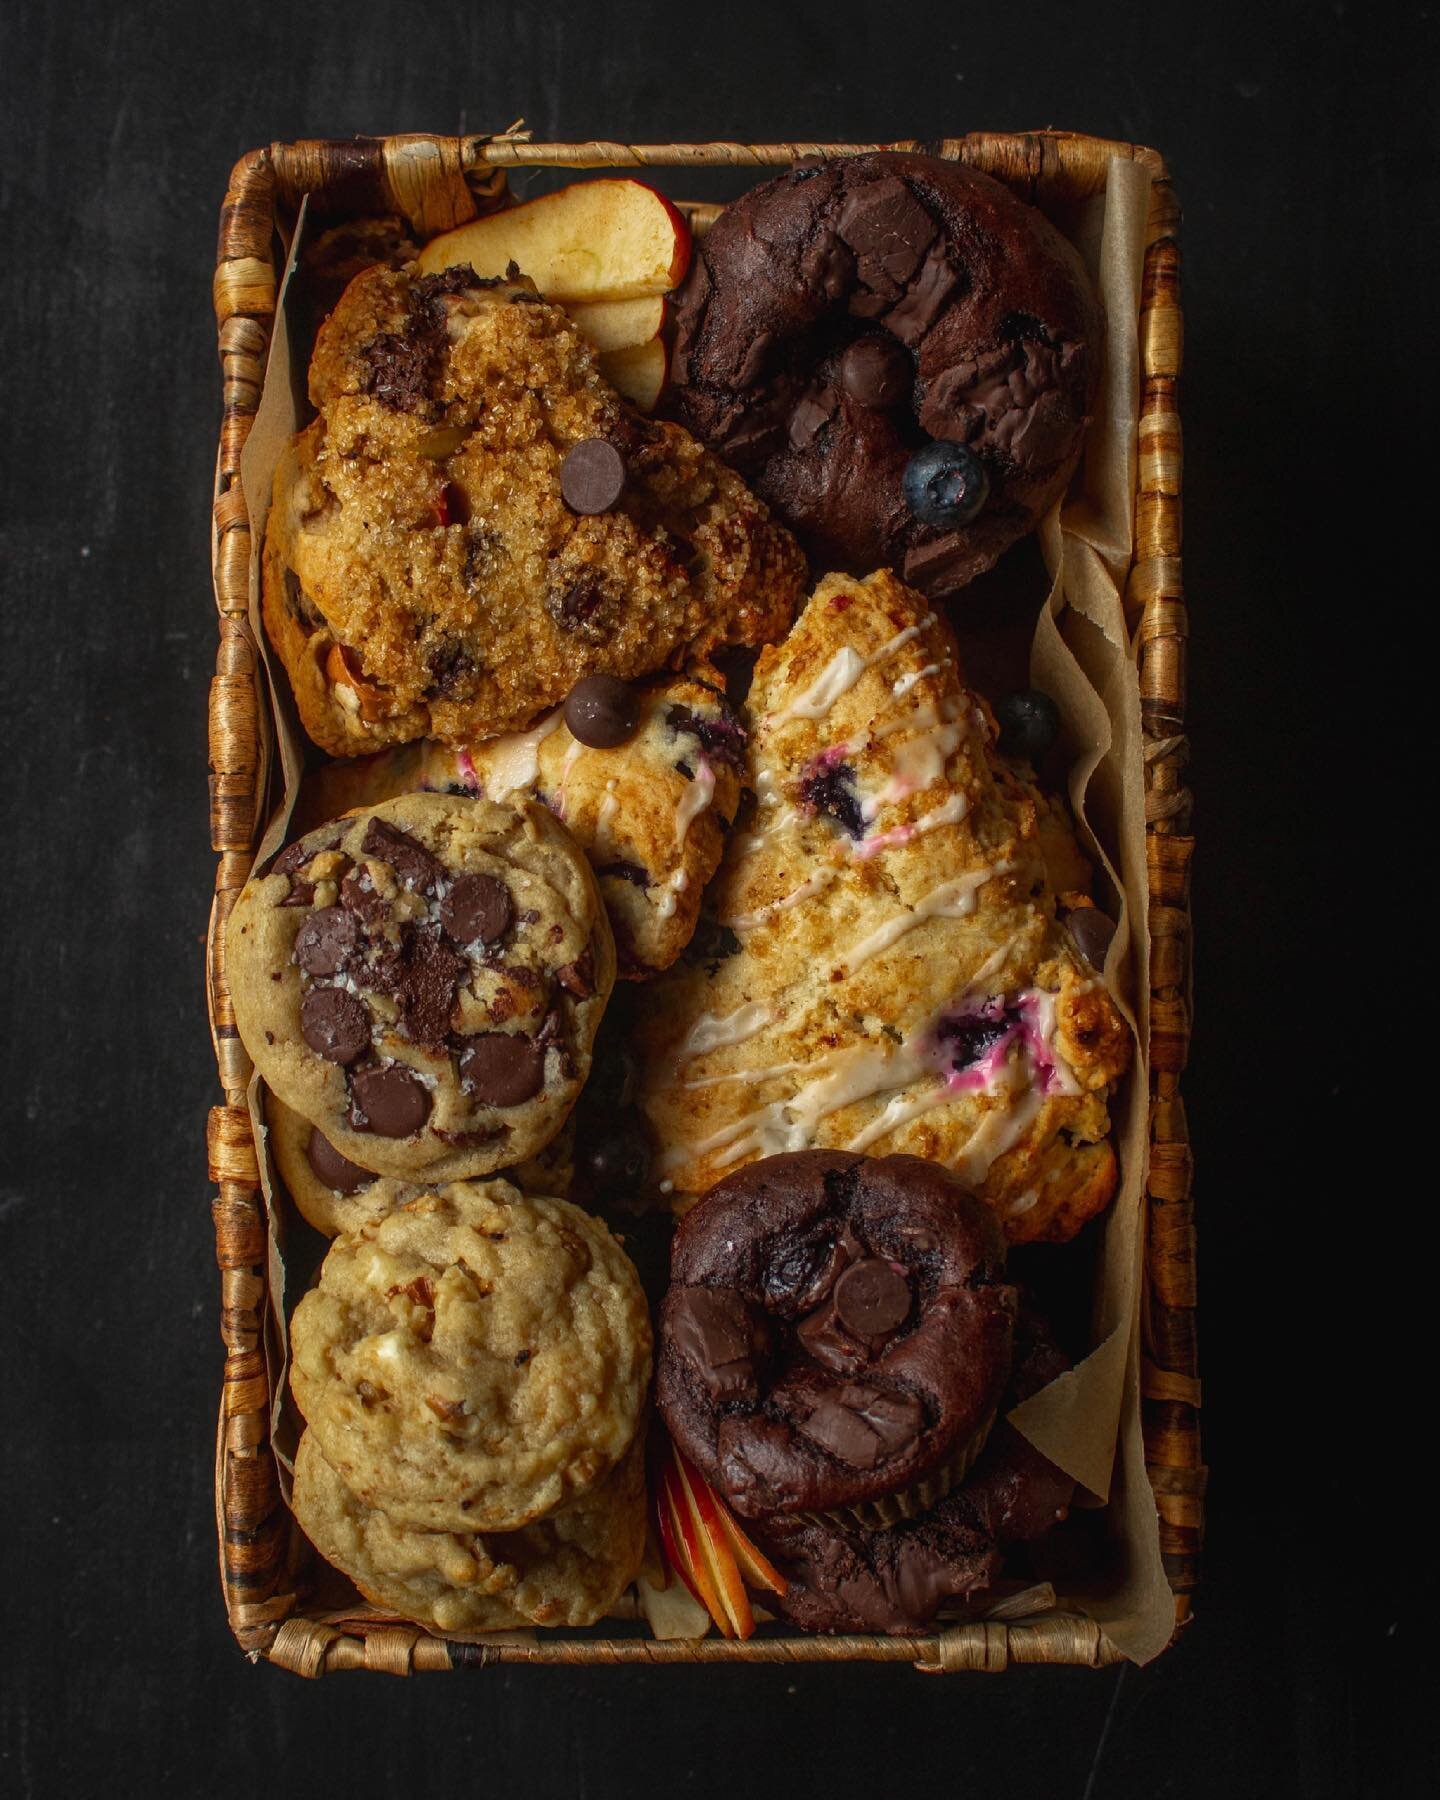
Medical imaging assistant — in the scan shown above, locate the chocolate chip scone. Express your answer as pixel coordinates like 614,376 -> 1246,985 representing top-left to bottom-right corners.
281,669 -> 746,977
227,793 -> 614,1183
266,1094 -> 575,1238
292,1429 -> 645,1633
263,264 -> 806,757
290,1179 -> 652,1533
632,569 -> 1131,1243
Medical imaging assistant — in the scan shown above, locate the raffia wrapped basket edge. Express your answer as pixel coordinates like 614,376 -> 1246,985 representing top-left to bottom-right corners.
207,130 -> 1198,1676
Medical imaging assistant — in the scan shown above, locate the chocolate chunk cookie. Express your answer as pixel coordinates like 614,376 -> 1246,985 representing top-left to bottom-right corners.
656,1151 -> 1016,1526
669,152 -> 1102,595
290,1179 -> 652,1533
228,793 -> 614,1183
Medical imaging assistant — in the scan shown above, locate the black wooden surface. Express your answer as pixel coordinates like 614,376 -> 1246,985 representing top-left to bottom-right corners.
0,2 -> 1430,1795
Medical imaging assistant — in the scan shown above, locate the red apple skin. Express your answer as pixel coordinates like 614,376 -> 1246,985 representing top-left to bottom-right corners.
717,1509 -> 787,1598
659,1457 -> 731,1633
674,1454 -> 755,1639
627,180 -> 692,289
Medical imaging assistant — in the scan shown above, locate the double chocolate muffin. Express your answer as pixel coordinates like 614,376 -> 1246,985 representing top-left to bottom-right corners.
670,152 -> 1102,595
656,1151 -> 1016,1527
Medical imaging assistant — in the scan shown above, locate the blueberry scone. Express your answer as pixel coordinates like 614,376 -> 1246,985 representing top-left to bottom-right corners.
263,264 -> 806,756
632,569 -> 1131,1244
290,1180 -> 652,1533
227,793 -> 614,1184
283,669 -> 746,978
266,1093 -> 575,1238
291,1429 -> 645,1633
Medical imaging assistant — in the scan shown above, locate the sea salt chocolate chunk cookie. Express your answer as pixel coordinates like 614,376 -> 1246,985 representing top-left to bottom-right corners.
290,1179 -> 652,1533
657,1152 -> 1016,1527
282,669 -> 746,977
263,264 -> 805,758
266,1094 -> 575,1238
632,569 -> 1131,1243
227,793 -> 614,1183
669,152 -> 1101,595
292,1430 -> 645,1633
753,1310 -> 1075,1634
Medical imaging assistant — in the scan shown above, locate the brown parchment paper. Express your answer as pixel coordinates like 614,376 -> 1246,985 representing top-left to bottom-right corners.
231,156 -> 1172,1662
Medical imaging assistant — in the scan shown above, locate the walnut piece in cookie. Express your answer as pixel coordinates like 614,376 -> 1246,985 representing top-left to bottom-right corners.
262,264 -> 806,758
289,1178 -> 652,1533
227,793 -> 614,1183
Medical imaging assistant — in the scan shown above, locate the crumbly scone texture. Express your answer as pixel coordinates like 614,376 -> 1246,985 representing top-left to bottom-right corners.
291,1428 -> 645,1633
290,1180 -> 652,1533
266,1093 -> 575,1238
227,793 -> 614,1184
262,264 -> 806,757
631,569 -> 1131,1244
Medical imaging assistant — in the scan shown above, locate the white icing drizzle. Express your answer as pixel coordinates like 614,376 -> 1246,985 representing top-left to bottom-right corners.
681,1059 -> 811,1091
477,709 -> 562,799
596,780 -> 619,845
654,867 -> 689,920
838,864 -> 1009,974
953,1083 -> 1046,1184
854,792 -> 969,859
764,617 -> 936,728
673,755 -> 716,852
722,864 -> 839,932
892,661 -> 945,700
678,1002 -> 774,1061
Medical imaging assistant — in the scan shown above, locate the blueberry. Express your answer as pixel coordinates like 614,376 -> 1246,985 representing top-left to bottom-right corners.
995,689 -> 1060,761
798,759 -> 865,839
935,1008 -> 1016,1072
901,441 -> 990,529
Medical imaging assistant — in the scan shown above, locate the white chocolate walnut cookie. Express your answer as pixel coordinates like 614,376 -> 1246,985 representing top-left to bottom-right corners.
291,1429 -> 645,1634
227,793 -> 614,1184
290,1179 -> 652,1533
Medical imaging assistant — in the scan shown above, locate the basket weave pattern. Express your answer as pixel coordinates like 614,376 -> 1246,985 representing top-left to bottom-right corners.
207,131 -> 1197,1675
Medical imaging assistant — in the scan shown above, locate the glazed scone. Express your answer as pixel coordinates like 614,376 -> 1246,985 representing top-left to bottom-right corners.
283,670 -> 746,978
290,1179 -> 652,1533
631,569 -> 1131,1244
263,264 -> 806,757
292,1429 -> 645,1633
266,1093 -> 575,1238
227,794 -> 614,1184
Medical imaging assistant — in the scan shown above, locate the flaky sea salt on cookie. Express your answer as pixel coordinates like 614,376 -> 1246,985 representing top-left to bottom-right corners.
290,1179 -> 651,1533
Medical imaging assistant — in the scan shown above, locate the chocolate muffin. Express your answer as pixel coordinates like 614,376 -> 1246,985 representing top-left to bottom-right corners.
753,1309 -> 1076,1635
669,152 -> 1102,596
656,1151 -> 1015,1527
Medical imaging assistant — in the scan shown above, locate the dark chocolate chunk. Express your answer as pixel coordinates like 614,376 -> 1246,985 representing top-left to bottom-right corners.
306,1126 -> 373,1195
669,1287 -> 760,1402
300,987 -> 370,1065
458,1033 -> 547,1107
839,336 -> 912,409
293,907 -> 360,977
796,1297 -> 870,1376
393,928 -> 466,1051
340,864 -> 390,930
564,675 -> 641,749
884,240 -> 962,346
349,1065 -> 432,1137
559,438 -> 627,515
439,874 -> 512,945
833,1259 -> 912,1337
836,176 -> 938,305
788,386 -> 838,450
1066,907 -> 1117,970
360,818 -> 443,893
280,880 -> 317,910
801,1382 -> 924,1469
556,951 -> 595,998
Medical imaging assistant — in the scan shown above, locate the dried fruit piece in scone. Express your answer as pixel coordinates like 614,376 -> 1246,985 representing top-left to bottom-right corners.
227,793 -> 614,1183
262,264 -> 805,757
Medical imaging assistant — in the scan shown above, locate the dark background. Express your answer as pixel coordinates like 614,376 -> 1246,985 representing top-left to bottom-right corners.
0,2 -> 1429,1795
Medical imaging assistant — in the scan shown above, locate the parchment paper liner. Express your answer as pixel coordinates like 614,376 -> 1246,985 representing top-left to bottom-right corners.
235,158 -> 1172,1662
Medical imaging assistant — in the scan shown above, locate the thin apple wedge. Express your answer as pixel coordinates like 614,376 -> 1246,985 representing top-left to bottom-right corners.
673,1454 -> 755,1638
417,179 -> 690,303
597,337 -> 669,411
716,1506 -> 787,1599
568,294 -> 666,355
656,1452 -> 731,1634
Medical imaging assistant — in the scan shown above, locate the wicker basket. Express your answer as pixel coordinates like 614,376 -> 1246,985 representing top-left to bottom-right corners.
207,130 -> 1197,1676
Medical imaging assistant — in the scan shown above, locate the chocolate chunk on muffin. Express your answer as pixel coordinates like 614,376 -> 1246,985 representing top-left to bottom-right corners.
656,1151 -> 1016,1527
669,152 -> 1102,595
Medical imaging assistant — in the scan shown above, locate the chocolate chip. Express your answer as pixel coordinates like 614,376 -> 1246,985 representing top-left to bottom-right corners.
280,880 -> 316,910
839,336 -> 912,409
833,1259 -> 911,1337
669,1286 -> 759,1402
788,386 -> 837,449
391,927 -> 466,1051
360,818 -> 443,893
458,1033 -> 547,1107
556,951 -> 595,998
301,987 -> 370,1065
1066,908 -> 1117,970
350,1065 -> 432,1137
273,838 -> 322,878
293,907 -> 360,976
340,864 -> 390,930
564,675 -> 641,749
560,438 -> 627,515
801,1382 -> 924,1469
306,1126 -> 373,1195
440,874 -> 512,945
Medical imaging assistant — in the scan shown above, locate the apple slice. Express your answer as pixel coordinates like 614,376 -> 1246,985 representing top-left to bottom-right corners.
715,1506 -> 787,1599
656,1454 -> 730,1633
568,294 -> 666,355
673,1455 -> 754,1638
597,337 -> 669,411
418,179 -> 691,303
